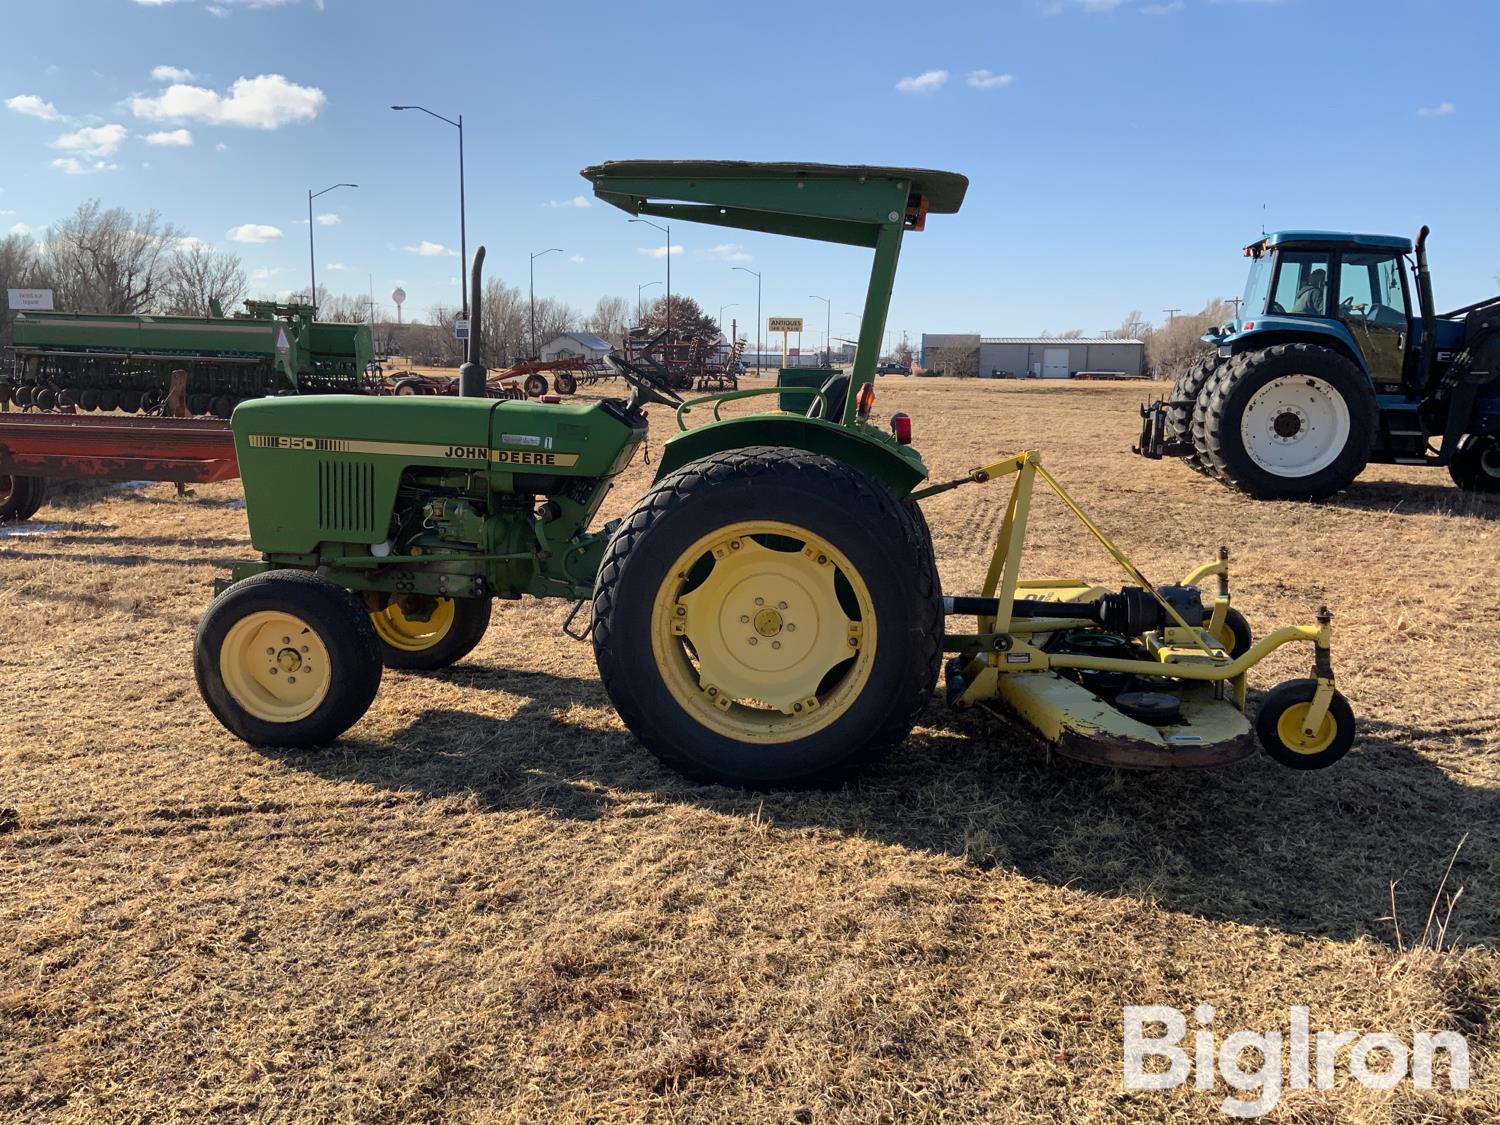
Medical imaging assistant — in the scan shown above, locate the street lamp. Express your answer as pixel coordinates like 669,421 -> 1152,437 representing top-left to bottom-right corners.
733,266 -> 761,371
809,294 -> 830,365
630,218 -> 670,342
637,280 -> 661,324
718,302 -> 738,344
307,181 -> 356,316
530,247 -> 563,359
391,104 -> 467,318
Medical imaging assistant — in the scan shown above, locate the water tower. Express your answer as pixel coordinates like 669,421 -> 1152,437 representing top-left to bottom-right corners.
391,286 -> 406,326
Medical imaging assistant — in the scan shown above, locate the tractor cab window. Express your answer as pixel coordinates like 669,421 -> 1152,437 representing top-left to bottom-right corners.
1242,255 -> 1273,319
1337,253 -> 1408,329
1270,251 -> 1332,317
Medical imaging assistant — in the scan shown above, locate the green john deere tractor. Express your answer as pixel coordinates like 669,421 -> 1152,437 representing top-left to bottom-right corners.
196,161 -> 1355,785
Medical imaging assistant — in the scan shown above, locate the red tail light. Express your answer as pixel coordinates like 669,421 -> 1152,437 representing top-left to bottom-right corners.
891,412 -> 912,444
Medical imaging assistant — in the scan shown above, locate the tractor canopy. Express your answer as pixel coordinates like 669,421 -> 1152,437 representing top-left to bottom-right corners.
1244,230 -> 1413,258
580,160 -> 967,433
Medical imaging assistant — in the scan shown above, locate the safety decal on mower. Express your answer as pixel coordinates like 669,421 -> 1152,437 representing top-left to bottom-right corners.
247,433 -> 580,467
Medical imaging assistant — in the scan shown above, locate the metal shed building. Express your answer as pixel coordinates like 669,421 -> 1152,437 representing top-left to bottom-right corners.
921,334 -> 1145,378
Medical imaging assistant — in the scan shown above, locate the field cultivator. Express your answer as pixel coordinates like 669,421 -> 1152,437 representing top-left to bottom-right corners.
377,358 -> 585,400
190,159 -> 1357,788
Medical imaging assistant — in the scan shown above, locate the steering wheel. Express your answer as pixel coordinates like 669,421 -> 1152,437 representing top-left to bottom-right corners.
1340,295 -> 1358,314
606,355 -> 684,410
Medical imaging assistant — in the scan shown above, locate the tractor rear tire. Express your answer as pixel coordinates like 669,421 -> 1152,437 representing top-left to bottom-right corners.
0,474 -> 47,522
1170,352 -> 1220,475
1448,435 -> 1500,493
194,570 -> 382,748
592,447 -> 942,787
1197,343 -> 1376,500
369,595 -> 492,670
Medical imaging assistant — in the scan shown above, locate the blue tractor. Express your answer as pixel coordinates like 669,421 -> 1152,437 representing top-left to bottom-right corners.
1136,228 -> 1500,498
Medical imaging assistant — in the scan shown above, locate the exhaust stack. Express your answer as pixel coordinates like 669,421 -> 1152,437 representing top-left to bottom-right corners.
1415,226 -> 1437,390
458,245 -> 487,397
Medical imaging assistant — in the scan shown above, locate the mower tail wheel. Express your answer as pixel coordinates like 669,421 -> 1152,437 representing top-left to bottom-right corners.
1206,606 -> 1252,659
1448,434 -> 1500,493
1255,678 -> 1355,770
0,474 -> 47,522
553,370 -> 577,396
368,595 -> 492,670
593,447 -> 942,787
194,570 -> 382,747
523,373 -> 548,398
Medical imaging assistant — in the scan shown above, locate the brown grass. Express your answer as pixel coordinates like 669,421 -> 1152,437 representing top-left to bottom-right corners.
2,378 -> 1498,1122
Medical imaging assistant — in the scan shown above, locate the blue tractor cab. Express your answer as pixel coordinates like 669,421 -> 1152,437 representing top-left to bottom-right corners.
1136,228 -> 1500,498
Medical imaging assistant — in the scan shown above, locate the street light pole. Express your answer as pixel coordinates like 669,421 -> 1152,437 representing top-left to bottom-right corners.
630,218 -> 670,343
809,294 -> 830,364
529,247 -> 563,359
307,181 -> 356,317
733,266 -> 761,371
637,280 -> 661,324
391,105 -> 467,318
718,302 -> 738,344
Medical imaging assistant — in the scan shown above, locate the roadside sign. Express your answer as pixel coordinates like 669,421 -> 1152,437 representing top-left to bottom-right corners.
768,317 -> 803,332
453,319 -> 470,341
789,348 -> 800,357
7,288 -> 54,311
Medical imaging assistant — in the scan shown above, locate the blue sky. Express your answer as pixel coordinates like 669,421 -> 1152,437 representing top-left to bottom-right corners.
2,0 -> 1495,346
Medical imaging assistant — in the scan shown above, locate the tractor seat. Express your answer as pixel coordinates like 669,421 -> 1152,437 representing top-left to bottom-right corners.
805,372 -> 850,420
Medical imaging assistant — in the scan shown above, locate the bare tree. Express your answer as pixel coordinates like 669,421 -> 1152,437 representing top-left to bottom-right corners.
929,343 -> 979,377
43,199 -> 183,313
316,292 -> 367,324
478,278 -> 528,364
583,295 -> 630,344
1110,310 -> 1154,341
530,296 -> 580,355
158,243 -> 247,317
1145,298 -> 1233,379
638,294 -> 718,342
892,334 -> 915,368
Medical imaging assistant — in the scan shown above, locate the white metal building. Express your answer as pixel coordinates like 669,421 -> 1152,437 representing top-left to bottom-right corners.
921,334 -> 1145,378
540,331 -> 614,362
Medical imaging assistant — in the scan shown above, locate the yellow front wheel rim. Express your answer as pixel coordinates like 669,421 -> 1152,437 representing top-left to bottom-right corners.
651,520 -> 875,744
1276,702 -> 1337,755
220,611 -> 332,722
370,597 -> 456,652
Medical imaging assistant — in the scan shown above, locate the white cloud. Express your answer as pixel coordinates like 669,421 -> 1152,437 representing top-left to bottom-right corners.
0,209 -> 15,217
215,142 -> 229,151
249,266 -> 283,282
315,212 -> 339,226
895,69 -> 948,95
227,222 -> 284,243
1042,0 -> 1121,12
326,261 -> 349,270
707,243 -> 752,262
151,65 -> 196,82
5,94 -> 60,121
638,244 -> 684,259
1141,0 -> 1184,12
9,222 -> 32,236
51,158 -> 118,175
129,73 -> 325,130
966,69 -> 1015,89
145,128 -> 193,146
1418,102 -> 1455,117
567,254 -> 585,263
176,235 -> 211,251
544,195 -> 591,209
52,123 -> 128,157
404,240 -> 458,257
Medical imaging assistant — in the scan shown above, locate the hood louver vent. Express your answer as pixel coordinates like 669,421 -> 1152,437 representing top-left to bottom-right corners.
317,459 -> 377,534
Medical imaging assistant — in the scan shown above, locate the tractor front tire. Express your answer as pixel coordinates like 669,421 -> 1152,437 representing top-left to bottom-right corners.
369,595 -> 492,670
0,475 -> 47,522
1448,435 -> 1500,493
195,571 -> 382,747
593,447 -> 942,787
1169,352 -> 1220,474
1197,344 -> 1376,500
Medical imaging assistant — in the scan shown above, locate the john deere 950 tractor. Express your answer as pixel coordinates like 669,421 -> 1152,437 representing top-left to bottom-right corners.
195,161 -> 1356,786
1136,228 -> 1500,498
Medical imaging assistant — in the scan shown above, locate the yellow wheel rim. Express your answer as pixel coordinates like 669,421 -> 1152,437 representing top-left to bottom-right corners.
1275,702 -> 1337,755
219,611 -> 332,723
370,597 -> 455,652
650,520 -> 875,744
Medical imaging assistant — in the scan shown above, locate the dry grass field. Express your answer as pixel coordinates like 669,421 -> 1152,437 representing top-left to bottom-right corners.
2,377 -> 1498,1123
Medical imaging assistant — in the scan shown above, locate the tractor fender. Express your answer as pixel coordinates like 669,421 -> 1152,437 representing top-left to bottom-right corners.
1225,318 -> 1369,377
653,414 -> 928,497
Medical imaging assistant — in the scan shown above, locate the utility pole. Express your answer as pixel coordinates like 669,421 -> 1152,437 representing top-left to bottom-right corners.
631,218 -> 670,343
809,294 -> 830,364
719,302 -> 738,343
306,181 -> 356,317
734,266 -> 761,372
1163,308 -> 1181,323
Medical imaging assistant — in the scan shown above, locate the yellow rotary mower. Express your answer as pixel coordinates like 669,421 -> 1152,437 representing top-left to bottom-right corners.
928,450 -> 1354,769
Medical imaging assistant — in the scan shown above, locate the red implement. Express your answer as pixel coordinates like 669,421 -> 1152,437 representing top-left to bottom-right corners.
0,413 -> 239,484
